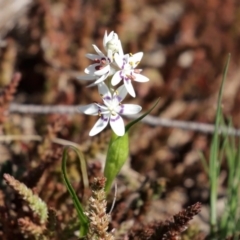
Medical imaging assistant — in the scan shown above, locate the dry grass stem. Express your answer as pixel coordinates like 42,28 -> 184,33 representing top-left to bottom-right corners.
85,177 -> 114,240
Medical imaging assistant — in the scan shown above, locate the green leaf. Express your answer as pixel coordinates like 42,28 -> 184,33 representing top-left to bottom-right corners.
104,98 -> 160,194
125,98 -> 160,132
61,146 -> 89,237
104,131 -> 129,193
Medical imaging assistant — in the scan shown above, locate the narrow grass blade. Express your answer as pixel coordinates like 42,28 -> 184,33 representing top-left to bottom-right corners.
209,54 -> 230,235
74,146 -> 89,189
61,146 -> 88,237
198,151 -> 209,175
125,98 -> 160,132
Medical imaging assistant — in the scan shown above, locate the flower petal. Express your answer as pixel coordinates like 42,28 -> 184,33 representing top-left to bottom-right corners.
124,80 -> 136,97
78,104 -> 99,115
130,52 -> 143,67
111,71 -> 122,86
92,45 -> 105,57
89,115 -> 109,136
85,53 -> 101,60
77,75 -> 97,80
104,31 -> 114,48
103,31 -> 108,49
117,40 -> 124,56
98,82 -> 111,98
118,104 -> 142,115
107,49 -> 113,61
109,67 -> 116,76
108,31 -> 114,39
133,73 -> 149,82
94,65 -> 110,76
114,53 -> 124,68
116,84 -> 128,101
110,115 -> 125,136
85,63 -> 99,74
86,74 -> 108,87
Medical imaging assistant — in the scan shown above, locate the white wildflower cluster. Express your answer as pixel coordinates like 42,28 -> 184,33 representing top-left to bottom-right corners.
79,31 -> 149,136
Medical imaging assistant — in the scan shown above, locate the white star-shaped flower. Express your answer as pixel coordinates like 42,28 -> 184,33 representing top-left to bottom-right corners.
111,52 -> 149,97
79,82 -> 142,136
78,45 -> 115,87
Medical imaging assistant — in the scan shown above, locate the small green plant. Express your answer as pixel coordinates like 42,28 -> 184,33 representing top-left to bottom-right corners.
201,55 -> 240,239
61,31 -> 160,238
219,124 -> 240,239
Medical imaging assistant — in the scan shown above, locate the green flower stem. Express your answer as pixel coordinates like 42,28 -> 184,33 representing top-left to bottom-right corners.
104,98 -> 160,194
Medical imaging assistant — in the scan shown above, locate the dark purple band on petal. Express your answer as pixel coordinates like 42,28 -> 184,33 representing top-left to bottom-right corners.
113,95 -> 122,103
118,105 -> 124,114
103,96 -> 111,101
120,71 -> 123,79
110,114 -> 120,122
101,115 -> 109,122
95,64 -> 101,70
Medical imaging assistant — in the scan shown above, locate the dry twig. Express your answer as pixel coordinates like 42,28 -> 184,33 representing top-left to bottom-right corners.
8,103 -> 240,136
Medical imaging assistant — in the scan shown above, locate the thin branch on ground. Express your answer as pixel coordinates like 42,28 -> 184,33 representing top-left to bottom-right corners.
8,103 -> 240,136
